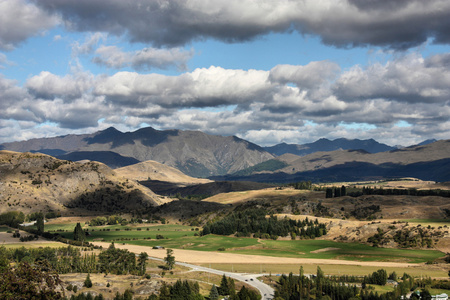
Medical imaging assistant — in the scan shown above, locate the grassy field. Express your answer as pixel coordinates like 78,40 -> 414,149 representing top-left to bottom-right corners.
53,224 -> 199,242
0,226 -> 10,232
40,222 -> 444,263
123,235 -> 443,263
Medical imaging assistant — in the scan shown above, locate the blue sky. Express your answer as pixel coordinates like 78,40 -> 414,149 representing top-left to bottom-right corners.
1,0 -> 450,147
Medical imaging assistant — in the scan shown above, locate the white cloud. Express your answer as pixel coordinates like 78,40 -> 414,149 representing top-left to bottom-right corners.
0,0 -> 59,50
1,54 -> 449,146
333,53 -> 450,103
26,71 -> 93,100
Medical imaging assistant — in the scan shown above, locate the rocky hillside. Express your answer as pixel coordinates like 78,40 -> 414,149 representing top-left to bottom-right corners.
0,151 -> 168,215
0,127 -> 274,178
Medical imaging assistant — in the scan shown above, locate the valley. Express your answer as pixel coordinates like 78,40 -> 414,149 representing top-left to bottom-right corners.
2,133 -> 450,299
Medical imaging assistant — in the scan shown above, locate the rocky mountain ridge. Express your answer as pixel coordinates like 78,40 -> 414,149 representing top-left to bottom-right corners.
216,140 -> 450,183
0,127 -> 274,178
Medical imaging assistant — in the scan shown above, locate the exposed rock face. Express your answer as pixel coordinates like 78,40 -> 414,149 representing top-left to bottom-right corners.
0,151 -> 168,215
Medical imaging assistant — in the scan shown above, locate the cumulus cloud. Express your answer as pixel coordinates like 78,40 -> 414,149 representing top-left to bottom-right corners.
93,45 -> 194,71
94,66 -> 272,108
0,0 -> 59,50
26,71 -> 94,100
1,54 -> 449,146
33,0 -> 450,49
269,61 -> 340,89
333,53 -> 450,103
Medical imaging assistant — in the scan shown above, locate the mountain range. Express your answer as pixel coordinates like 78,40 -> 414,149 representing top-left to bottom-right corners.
0,127 -> 273,178
216,140 -> 450,183
263,138 -> 396,156
1,126 -> 447,182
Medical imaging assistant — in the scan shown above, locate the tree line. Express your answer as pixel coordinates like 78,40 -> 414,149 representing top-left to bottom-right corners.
202,208 -> 327,240
274,266 -> 434,300
0,243 -> 147,276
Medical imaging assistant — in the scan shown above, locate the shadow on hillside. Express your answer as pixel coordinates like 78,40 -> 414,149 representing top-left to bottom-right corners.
64,187 -> 154,214
214,159 -> 450,183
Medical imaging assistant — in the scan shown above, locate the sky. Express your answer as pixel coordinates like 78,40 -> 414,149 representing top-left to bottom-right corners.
1,0 -> 450,147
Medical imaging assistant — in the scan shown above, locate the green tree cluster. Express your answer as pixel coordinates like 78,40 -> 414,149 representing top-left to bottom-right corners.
0,211 -> 25,227
98,243 -> 137,275
202,208 -> 327,239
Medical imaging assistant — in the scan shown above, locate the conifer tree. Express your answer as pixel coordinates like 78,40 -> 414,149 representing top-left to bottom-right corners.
209,284 -> 219,300
73,222 -> 85,242
84,273 -> 93,288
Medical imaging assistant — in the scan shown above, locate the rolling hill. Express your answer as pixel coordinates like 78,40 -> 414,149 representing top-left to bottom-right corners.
114,160 -> 212,184
0,151 -> 168,215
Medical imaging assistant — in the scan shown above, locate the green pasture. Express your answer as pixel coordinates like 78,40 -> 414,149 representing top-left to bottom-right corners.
55,224 -> 198,241
232,239 -> 443,263
124,235 -> 443,263
129,234 -> 259,251
36,222 -> 444,263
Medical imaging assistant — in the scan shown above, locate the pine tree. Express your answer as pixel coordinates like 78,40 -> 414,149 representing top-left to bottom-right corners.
209,284 -> 219,300
84,273 -> 93,288
73,222 -> 85,242
219,274 -> 230,295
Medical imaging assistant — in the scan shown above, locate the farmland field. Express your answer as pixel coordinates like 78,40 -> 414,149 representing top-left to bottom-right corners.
41,222 -> 444,263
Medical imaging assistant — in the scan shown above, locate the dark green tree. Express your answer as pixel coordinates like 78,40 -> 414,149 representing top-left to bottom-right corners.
341,185 -> 347,197
84,273 -> 93,288
35,212 -> 44,234
209,284 -> 219,300
218,274 -> 230,295
73,223 -> 85,242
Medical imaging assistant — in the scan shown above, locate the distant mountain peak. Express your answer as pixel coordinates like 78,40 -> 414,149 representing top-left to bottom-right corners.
264,137 -> 395,156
